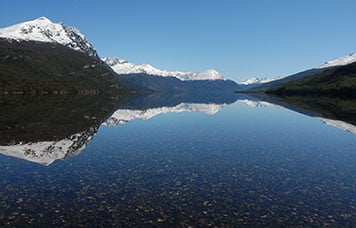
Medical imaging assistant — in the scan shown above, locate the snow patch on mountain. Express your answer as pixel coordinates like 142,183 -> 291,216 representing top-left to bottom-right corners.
318,53 -> 356,69
239,77 -> 280,85
188,69 -> 224,81
102,57 -> 225,81
103,103 -> 224,126
0,16 -> 97,57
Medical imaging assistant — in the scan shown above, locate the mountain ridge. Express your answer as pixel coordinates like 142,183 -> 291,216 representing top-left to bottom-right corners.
266,61 -> 356,98
103,56 -> 225,81
247,52 -> 356,92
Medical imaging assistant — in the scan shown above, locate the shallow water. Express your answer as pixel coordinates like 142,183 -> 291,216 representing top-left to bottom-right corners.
0,95 -> 355,226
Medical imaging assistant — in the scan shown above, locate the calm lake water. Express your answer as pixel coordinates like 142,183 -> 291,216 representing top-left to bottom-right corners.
0,94 -> 355,226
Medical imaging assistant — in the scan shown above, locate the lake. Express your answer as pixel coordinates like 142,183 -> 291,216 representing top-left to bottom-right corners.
0,93 -> 355,226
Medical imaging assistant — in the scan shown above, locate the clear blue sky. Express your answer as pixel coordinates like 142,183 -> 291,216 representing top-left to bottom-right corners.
1,0 -> 356,82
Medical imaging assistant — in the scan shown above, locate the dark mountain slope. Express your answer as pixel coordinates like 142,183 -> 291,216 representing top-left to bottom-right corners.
119,73 -> 239,93
0,39 -> 129,95
247,68 -> 328,92
266,62 -> 356,98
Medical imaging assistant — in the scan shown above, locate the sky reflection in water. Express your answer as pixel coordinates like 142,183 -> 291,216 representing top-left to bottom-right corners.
0,96 -> 355,226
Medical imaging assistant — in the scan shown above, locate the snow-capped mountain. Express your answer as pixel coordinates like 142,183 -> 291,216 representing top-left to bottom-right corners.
103,103 -> 224,126
318,53 -> 356,69
102,57 -> 225,81
0,16 -> 97,57
0,127 -> 97,166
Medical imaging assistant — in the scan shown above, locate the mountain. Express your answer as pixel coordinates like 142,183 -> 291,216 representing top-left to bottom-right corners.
0,17 -> 238,95
102,57 -> 239,92
248,53 -> 356,92
0,17 -> 235,94
245,68 -> 327,92
266,61 -> 356,98
103,57 -> 225,81
0,16 -> 97,57
118,73 -> 239,93
0,17 -> 129,95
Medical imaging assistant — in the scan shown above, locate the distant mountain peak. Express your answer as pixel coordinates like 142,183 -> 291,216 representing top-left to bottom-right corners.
35,16 -> 51,22
102,56 -> 225,81
0,17 -> 97,57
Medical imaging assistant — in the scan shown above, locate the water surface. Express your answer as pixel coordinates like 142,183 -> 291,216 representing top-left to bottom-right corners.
0,94 -> 355,226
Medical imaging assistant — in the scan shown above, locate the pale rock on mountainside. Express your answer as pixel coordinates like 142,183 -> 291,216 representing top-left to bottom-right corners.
102,57 -> 225,81
318,53 -> 356,69
0,16 -> 97,57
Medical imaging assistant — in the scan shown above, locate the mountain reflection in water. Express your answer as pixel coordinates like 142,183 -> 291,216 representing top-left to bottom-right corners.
0,95 -> 121,165
239,94 -> 356,134
0,93 -> 355,165
0,93 -> 239,165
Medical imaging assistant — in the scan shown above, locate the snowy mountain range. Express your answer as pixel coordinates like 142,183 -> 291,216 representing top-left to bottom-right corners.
102,57 -> 225,81
0,17 -> 228,82
1,17 -> 356,86
0,16 -> 97,57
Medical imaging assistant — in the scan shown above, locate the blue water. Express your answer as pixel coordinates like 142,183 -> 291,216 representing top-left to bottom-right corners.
0,100 -> 355,226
